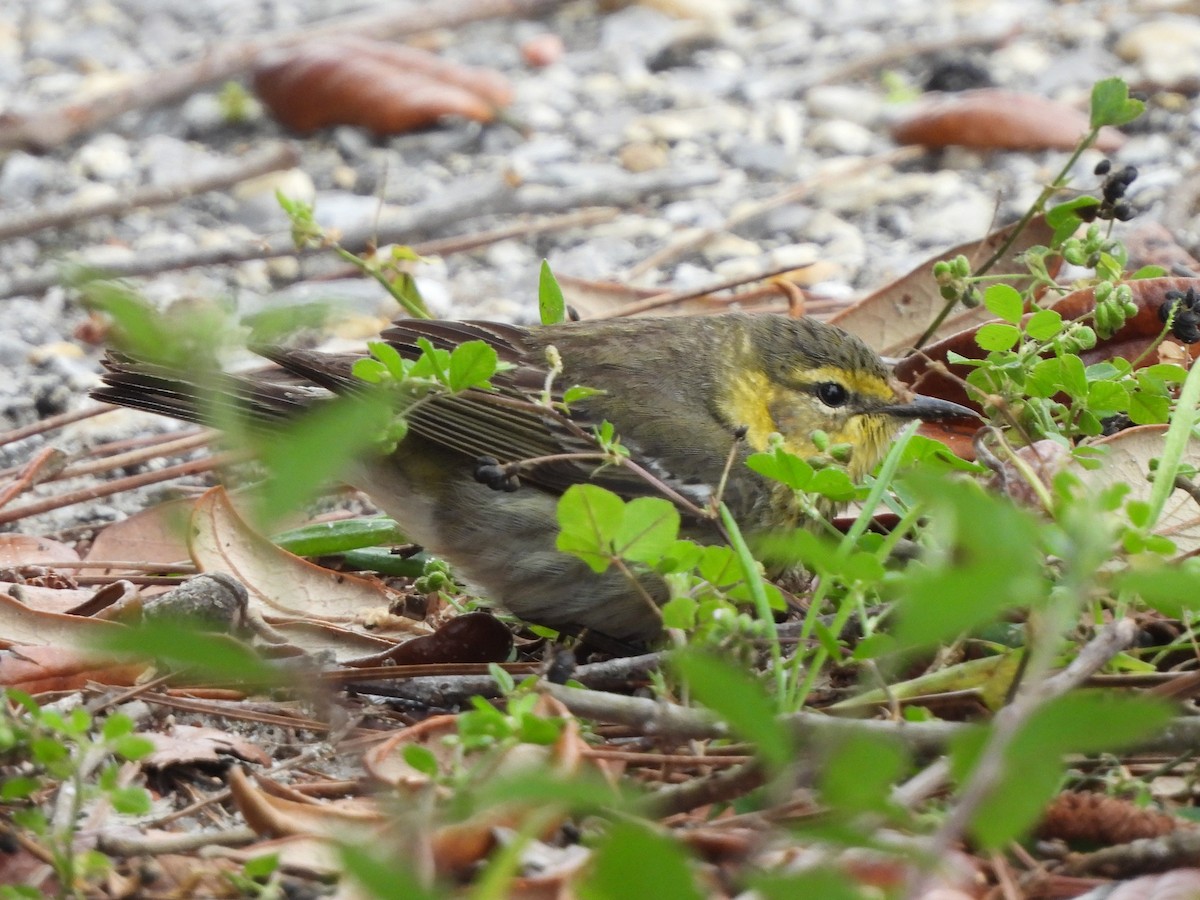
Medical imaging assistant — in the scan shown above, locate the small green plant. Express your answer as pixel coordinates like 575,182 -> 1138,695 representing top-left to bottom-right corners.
277,192 -> 431,319
0,692 -> 153,900
217,81 -> 256,123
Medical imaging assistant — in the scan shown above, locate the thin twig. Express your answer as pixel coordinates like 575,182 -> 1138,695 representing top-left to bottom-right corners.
49,431 -> 213,483
907,619 -> 1139,898
0,452 -> 239,527
623,148 -> 921,280
0,448 -> 67,509
0,144 -> 298,243
0,167 -> 715,299
591,262 -> 815,320
0,405 -> 111,449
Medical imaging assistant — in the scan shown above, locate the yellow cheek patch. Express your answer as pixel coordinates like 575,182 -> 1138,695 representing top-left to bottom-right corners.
721,369 -> 780,451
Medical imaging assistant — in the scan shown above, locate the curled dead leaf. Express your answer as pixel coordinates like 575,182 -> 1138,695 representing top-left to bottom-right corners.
253,36 -> 513,136
1082,425 -> 1200,555
188,487 -> 411,623
344,611 -> 512,667
227,766 -> 383,841
363,696 -> 592,875
891,89 -> 1126,152
831,216 -> 1057,356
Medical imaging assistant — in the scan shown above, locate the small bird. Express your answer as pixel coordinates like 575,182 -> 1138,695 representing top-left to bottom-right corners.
94,313 -> 973,645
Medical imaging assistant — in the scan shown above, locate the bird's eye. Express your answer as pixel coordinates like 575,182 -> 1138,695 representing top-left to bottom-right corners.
816,382 -> 849,408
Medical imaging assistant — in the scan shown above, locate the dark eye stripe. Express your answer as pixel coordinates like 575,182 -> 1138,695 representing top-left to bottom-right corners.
816,381 -> 850,407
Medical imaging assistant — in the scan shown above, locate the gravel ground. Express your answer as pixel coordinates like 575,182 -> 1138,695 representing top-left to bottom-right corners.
0,0 -> 1197,535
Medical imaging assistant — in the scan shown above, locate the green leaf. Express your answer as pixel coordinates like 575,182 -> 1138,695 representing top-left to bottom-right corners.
402,744 -> 440,778
808,467 -> 856,502
112,734 -> 154,761
408,337 -> 452,384
252,391 -> 394,526
341,844 -> 439,900
750,870 -> 866,900
984,283 -> 1024,324
892,474 -> 1047,649
101,714 -> 134,741
1129,390 -> 1170,425
365,340 -> 408,381
538,259 -> 568,325
1131,265 -> 1168,279
614,497 -> 680,564
109,785 -> 152,816
563,384 -> 602,406
447,340 -> 499,392
661,596 -> 698,629
746,448 -> 813,490
975,323 -> 1021,352
1025,309 -> 1063,342
1086,381 -> 1129,417
1118,563 -> 1200,617
556,484 -> 624,573
1046,197 -> 1100,229
0,776 -> 40,801
351,357 -> 388,383
673,649 -> 792,772
963,692 -> 1172,849
242,853 -> 280,881
819,733 -> 908,814
1090,77 -> 1145,128
581,820 -> 703,900
92,619 -> 283,690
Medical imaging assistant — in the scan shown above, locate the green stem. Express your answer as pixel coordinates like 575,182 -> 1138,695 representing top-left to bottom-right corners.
1146,358 -> 1200,529
914,128 -> 1099,351
719,503 -> 786,707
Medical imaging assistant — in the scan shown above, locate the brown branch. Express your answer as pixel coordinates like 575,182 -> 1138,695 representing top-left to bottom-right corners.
0,447 -> 67,509
0,144 -> 299,243
622,148 -> 921,280
0,451 -> 238,527
0,405 -> 111,449
0,0 -> 572,152
908,619 -> 1139,898
50,431 -> 213,483
0,170 -> 710,299
591,261 -> 818,320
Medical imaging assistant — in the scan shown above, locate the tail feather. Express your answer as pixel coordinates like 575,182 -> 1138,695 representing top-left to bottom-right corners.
93,352 -> 331,430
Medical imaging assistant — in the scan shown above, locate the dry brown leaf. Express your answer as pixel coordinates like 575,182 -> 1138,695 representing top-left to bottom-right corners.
84,497 -> 194,572
891,89 -> 1126,152
227,766 -> 384,840
363,696 -> 593,874
217,835 -> 347,879
343,611 -> 512,667
0,534 -> 80,567
254,36 -> 512,136
830,216 -> 1057,356
1103,869 -> 1200,900
188,487 -> 407,622
0,644 -> 147,692
1082,425 -> 1200,555
0,589 -> 124,648
141,724 -> 272,769
259,617 -> 400,661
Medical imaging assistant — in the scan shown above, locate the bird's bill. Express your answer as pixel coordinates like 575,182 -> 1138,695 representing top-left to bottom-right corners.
878,394 -> 980,422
